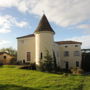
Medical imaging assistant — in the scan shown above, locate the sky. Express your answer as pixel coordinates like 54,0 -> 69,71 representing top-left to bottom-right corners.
0,0 -> 90,49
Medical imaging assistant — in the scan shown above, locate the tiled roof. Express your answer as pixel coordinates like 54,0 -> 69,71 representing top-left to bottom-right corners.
17,34 -> 34,39
55,41 -> 82,45
0,52 -> 12,56
34,14 -> 55,33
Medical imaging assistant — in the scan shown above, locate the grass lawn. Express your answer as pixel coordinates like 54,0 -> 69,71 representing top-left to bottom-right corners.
0,65 -> 90,90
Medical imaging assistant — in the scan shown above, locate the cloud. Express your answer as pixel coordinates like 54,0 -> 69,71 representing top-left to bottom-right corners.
0,40 -> 10,45
0,15 -> 28,33
16,21 -> 28,28
0,29 -> 11,33
65,35 -> 90,49
0,0 -> 90,27
77,24 -> 90,29
2,0 -> 89,27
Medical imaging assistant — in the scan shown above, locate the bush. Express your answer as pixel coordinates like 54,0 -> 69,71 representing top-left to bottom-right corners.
19,63 -> 36,70
16,61 -> 23,65
71,67 -> 84,75
0,61 -> 3,67
9,57 -> 17,65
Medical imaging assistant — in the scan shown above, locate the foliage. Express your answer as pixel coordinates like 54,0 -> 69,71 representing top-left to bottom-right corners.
9,57 -> 17,65
43,50 -> 53,72
16,61 -> 23,65
19,63 -> 36,70
0,61 -> 3,65
82,52 -> 90,72
39,59 -> 45,71
0,66 -> 90,90
53,51 -> 58,72
0,47 -> 17,56
71,67 -> 84,75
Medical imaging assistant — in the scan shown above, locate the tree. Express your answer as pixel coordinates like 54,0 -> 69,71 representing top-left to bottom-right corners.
0,47 -> 17,56
53,51 -> 58,72
44,50 -> 53,72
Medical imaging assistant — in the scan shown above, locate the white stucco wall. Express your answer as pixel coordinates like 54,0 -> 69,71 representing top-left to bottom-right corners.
35,31 -> 54,65
59,44 -> 82,69
17,36 -> 35,63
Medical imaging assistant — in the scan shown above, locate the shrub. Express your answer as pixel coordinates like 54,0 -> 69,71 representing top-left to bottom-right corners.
0,61 -> 3,67
9,57 -> 17,65
43,50 -> 53,72
16,61 -> 23,65
19,63 -> 36,70
38,60 -> 45,71
71,67 -> 84,75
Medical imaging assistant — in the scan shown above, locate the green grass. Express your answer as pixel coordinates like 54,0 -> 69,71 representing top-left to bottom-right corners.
0,65 -> 90,90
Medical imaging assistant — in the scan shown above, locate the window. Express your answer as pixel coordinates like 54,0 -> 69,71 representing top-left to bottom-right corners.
27,52 -> 31,61
76,61 -> 79,67
75,45 -> 78,47
64,51 -> 69,56
65,45 -> 68,48
4,56 -> 6,59
40,52 -> 43,59
74,51 -> 80,56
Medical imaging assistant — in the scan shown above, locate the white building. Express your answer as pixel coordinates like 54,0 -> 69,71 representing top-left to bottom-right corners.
17,14 -> 82,69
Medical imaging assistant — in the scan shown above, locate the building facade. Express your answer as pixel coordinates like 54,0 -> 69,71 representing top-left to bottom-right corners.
17,14 -> 82,69
0,52 -> 14,64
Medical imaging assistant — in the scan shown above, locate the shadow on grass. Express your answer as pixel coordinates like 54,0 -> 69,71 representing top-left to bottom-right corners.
0,84 -> 40,90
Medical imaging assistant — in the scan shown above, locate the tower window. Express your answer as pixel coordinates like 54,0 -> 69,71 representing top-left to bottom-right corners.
40,52 -> 43,59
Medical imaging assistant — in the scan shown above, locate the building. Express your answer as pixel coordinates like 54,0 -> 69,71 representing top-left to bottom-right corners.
0,52 -> 14,64
17,14 -> 82,69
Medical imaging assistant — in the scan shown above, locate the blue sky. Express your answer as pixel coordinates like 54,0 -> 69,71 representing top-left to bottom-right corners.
0,0 -> 90,49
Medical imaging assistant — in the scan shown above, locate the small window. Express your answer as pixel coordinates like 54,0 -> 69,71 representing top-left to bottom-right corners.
40,52 -> 43,59
4,56 -> 6,59
76,61 -> 79,67
75,45 -> 78,47
65,45 -> 68,48
64,51 -> 69,56
74,51 -> 80,56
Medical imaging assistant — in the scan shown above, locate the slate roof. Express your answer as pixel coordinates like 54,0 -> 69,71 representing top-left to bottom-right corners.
17,34 -> 35,39
34,14 -> 55,33
55,41 -> 82,45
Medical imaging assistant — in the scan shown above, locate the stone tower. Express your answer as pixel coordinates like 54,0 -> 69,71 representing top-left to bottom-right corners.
34,14 -> 55,65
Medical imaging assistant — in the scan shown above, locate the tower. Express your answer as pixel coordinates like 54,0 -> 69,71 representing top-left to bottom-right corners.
34,14 -> 55,65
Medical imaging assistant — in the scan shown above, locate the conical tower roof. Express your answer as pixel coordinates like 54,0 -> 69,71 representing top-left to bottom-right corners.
34,14 -> 55,34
